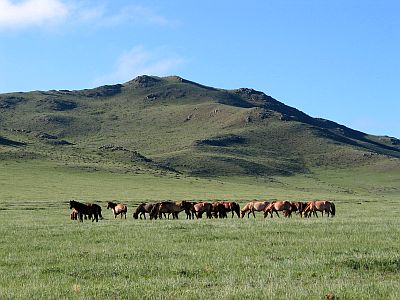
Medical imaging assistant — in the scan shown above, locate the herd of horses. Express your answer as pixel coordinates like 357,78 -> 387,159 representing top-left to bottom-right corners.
69,200 -> 335,222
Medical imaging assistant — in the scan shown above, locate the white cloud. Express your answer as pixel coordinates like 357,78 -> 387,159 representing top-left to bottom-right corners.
0,0 -> 69,29
94,46 -> 185,86
73,3 -> 177,28
0,1 -> 177,31
103,4 -> 175,27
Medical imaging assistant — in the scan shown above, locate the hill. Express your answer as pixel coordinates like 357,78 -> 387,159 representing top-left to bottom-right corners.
1,75 -> 399,177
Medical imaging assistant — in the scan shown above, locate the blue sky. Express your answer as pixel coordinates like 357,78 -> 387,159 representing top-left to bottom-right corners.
0,0 -> 399,138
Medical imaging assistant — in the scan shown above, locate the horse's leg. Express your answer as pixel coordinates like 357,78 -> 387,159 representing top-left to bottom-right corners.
252,210 -> 256,218
274,210 -> 280,218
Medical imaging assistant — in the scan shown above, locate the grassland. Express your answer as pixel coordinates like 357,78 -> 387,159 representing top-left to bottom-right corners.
1,76 -> 400,298
1,159 -> 400,299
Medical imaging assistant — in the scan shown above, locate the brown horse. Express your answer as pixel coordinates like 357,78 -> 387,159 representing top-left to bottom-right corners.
211,202 -> 228,218
303,201 -> 335,218
107,202 -> 128,219
150,201 -> 192,220
219,201 -> 241,218
192,202 -> 212,219
69,200 -> 100,222
264,201 -> 292,218
284,201 -> 308,218
240,201 -> 270,218
133,203 -> 156,219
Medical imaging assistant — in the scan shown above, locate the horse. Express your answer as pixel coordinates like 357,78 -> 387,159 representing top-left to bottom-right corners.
289,201 -> 308,217
107,202 -> 128,219
219,201 -> 241,218
211,202 -> 228,218
303,201 -> 335,218
182,201 -> 196,219
149,201 -> 192,220
69,200 -> 100,222
240,201 -> 270,218
192,202 -> 212,219
133,203 -> 156,219
87,203 -> 103,220
264,201 -> 292,218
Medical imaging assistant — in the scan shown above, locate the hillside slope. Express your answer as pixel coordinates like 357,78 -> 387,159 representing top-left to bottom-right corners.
1,75 -> 399,176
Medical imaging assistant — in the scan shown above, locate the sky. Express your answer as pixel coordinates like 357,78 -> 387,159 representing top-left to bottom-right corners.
0,0 -> 399,138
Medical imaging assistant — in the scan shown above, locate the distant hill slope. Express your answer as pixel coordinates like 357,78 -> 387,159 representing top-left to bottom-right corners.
1,75 -> 399,176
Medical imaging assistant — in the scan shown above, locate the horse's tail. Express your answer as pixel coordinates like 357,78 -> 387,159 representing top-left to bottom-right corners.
330,202 -> 336,216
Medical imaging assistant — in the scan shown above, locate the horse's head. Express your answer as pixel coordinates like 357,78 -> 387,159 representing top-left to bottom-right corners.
69,200 -> 75,209
107,202 -> 113,209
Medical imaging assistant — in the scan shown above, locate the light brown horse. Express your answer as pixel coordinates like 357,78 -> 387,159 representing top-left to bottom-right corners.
192,202 -> 212,219
264,201 -> 292,218
303,201 -> 335,218
70,208 -> 79,220
240,201 -> 270,218
107,202 -> 128,219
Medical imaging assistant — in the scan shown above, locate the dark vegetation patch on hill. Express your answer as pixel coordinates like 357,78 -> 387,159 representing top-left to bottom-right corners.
0,136 -> 26,147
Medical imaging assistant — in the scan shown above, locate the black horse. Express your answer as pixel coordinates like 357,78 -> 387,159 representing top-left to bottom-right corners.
69,200 -> 101,222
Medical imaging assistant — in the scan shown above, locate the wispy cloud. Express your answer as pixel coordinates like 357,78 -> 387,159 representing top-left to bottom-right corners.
0,1 -> 177,31
0,0 -> 69,29
93,46 -> 185,86
73,3 -> 178,28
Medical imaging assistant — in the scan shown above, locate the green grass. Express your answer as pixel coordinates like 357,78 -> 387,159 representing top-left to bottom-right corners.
1,160 -> 400,299
1,74 -> 400,299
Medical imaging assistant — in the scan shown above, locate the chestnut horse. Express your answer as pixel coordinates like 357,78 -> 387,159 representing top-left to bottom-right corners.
264,201 -> 292,218
219,201 -> 241,218
107,202 -> 128,219
240,201 -> 270,218
303,201 -> 335,218
192,202 -> 212,219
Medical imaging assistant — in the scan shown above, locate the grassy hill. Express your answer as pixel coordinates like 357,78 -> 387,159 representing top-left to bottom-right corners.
1,75 -> 399,176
